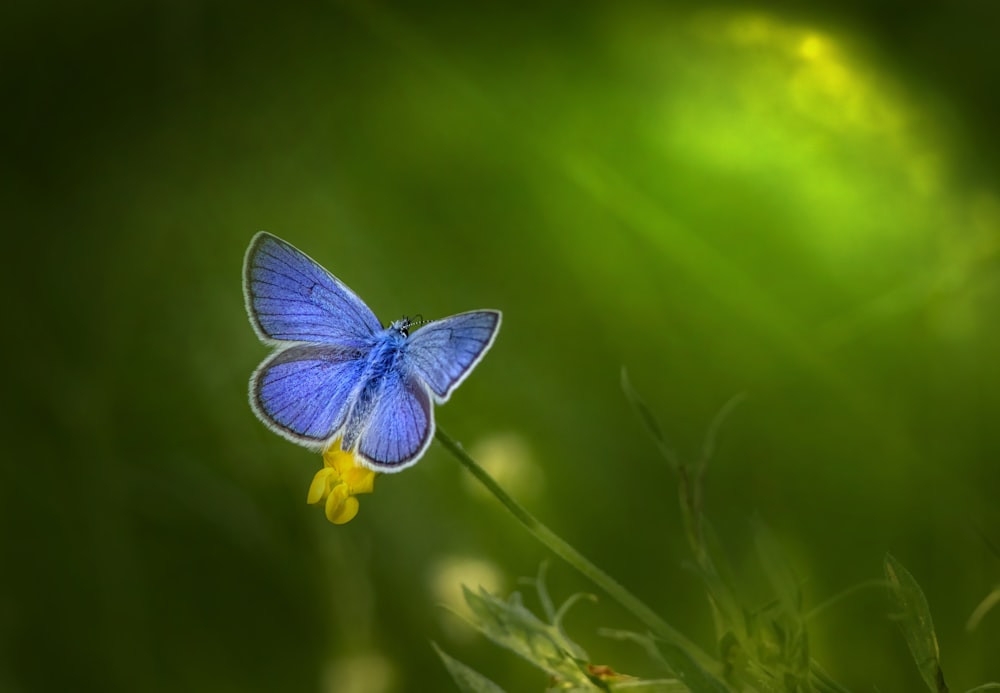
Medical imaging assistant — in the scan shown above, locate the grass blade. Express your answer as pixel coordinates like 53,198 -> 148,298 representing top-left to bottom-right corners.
433,642 -> 507,693
620,368 -> 679,469
884,554 -> 948,693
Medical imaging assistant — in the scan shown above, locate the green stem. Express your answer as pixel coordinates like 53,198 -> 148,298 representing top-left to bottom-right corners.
435,426 -> 714,667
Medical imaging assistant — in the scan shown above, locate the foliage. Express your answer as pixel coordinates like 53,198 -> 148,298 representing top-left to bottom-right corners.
436,376 -> 1000,692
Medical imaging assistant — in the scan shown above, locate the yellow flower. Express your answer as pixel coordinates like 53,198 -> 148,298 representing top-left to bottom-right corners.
306,442 -> 377,524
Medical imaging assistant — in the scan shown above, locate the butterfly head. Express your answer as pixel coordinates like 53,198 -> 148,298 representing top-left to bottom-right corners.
390,315 -> 431,337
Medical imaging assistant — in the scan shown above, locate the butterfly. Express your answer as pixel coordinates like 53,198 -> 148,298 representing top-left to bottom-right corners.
242,232 -> 501,472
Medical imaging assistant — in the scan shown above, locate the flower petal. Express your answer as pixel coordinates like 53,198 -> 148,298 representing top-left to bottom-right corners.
323,484 -> 347,521
323,446 -> 355,476
307,468 -> 335,505
331,496 -> 360,524
345,467 -> 377,495
325,485 -> 360,524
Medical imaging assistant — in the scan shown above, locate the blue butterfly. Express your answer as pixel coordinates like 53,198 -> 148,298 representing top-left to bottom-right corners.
243,232 -> 501,472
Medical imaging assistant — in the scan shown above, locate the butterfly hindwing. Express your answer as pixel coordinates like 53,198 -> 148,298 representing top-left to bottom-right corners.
243,232 -> 382,345
355,372 -> 434,472
406,310 -> 501,401
251,344 -> 365,446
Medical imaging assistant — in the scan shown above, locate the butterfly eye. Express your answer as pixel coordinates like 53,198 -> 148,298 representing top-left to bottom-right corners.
392,317 -> 411,336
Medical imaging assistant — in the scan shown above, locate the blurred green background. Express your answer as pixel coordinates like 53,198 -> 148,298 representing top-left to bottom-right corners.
4,0 -> 1000,690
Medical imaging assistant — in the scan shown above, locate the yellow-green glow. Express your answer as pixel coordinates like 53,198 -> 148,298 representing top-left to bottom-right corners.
648,12 -> 942,262
596,9 -> 997,352
428,556 -> 505,642
466,433 -> 545,502
321,653 -> 396,693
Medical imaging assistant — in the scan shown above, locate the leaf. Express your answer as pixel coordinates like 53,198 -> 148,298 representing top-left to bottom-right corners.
752,518 -> 803,615
456,585 -> 594,687
697,392 -> 746,473
658,641 -> 734,693
599,629 -> 674,673
808,656 -> 857,693
620,368 -> 679,469
600,629 -> 733,693
608,679 -> 690,692
694,520 -> 744,636
884,553 -> 948,693
752,519 -> 810,676
533,561 -> 557,622
966,585 -> 1000,632
433,642 -> 507,693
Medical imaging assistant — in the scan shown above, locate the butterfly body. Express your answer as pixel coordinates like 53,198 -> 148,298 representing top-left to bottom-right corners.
243,232 -> 501,472
340,325 -> 411,450
361,322 -> 410,382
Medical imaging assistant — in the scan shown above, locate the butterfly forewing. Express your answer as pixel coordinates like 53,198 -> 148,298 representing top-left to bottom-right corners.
406,310 -> 501,401
244,232 -> 382,345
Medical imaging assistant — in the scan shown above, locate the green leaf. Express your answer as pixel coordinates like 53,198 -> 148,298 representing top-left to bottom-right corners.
752,518 -> 803,615
433,642 -> 507,693
966,585 -> 1000,632
620,368 -> 678,469
808,657 -> 857,693
608,679 -> 690,692
457,585 -> 595,687
600,629 -> 733,693
963,685 -> 1000,693
693,520 -> 744,638
884,553 -> 948,693
735,520 -> 813,689
658,641 -> 734,693
599,629 -> 675,673
697,392 -> 746,473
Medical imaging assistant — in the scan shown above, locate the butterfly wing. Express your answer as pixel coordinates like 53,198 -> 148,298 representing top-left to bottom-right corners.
243,232 -> 382,345
352,372 -> 434,472
406,310 -> 501,402
251,344 -> 366,448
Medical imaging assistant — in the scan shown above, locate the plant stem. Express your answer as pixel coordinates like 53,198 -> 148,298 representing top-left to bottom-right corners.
435,426 -> 714,667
